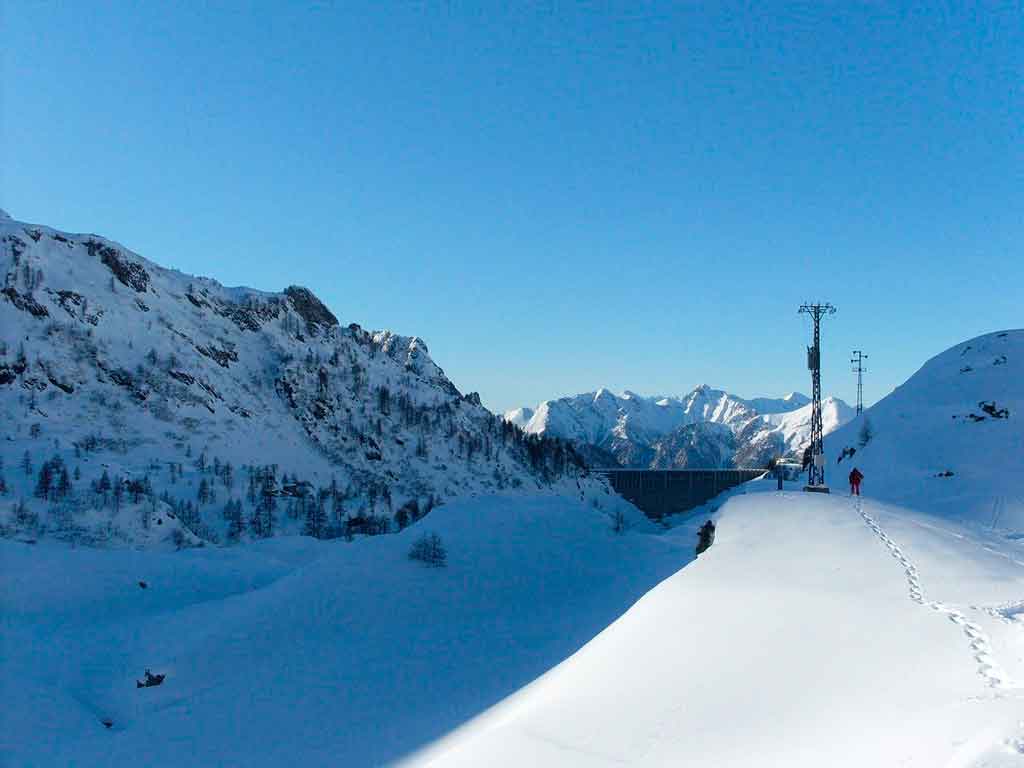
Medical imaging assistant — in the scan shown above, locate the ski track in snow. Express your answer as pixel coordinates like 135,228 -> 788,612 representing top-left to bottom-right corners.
855,497 -> 1013,691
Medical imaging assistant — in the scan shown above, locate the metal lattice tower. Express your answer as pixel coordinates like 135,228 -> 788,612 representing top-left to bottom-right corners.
799,302 -> 837,489
851,350 -> 868,415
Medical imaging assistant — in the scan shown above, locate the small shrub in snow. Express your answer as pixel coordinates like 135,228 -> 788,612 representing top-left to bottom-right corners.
408,532 -> 446,567
611,508 -> 627,534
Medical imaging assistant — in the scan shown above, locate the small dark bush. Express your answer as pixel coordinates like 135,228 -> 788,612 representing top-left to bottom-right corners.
408,532 -> 446,567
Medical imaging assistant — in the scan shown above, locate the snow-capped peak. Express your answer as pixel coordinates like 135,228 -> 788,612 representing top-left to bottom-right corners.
506,386 -> 851,469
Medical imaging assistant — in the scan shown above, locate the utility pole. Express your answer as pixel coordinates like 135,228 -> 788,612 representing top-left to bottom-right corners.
799,302 -> 836,492
851,350 -> 868,415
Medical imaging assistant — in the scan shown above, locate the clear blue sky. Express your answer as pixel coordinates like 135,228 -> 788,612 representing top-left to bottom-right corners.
3,3 -> 1021,413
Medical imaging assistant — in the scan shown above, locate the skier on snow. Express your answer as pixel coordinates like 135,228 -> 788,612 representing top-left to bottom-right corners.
849,467 -> 864,496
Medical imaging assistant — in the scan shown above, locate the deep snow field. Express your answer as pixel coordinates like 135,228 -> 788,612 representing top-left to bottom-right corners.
4,481 -> 1022,767
3,330 -> 1023,766
408,489 -> 1024,767
0,492 -> 696,767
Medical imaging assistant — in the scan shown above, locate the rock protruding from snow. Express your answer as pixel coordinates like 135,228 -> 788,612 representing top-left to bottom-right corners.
284,285 -> 338,329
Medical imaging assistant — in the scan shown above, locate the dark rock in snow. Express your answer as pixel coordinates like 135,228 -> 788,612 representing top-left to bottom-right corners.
136,670 -> 165,688
88,240 -> 150,293
2,287 -> 49,318
285,286 -> 338,329
195,343 -> 238,368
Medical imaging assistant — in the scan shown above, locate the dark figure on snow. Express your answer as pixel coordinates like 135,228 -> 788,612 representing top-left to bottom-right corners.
849,467 -> 864,496
801,446 -> 812,472
696,520 -> 716,556
136,669 -> 165,688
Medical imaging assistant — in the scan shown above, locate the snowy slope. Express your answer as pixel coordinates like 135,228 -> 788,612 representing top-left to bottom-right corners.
0,212 -> 590,546
507,386 -> 851,469
1,492 -> 693,767
825,329 -> 1024,530
743,391 -> 811,414
503,406 -> 534,428
407,489 -> 1024,767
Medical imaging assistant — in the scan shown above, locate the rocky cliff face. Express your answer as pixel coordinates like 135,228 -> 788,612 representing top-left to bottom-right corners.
0,212 -> 588,546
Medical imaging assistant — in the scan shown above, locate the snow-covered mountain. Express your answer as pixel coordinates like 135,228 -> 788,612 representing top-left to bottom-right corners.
7,330 -> 1022,766
502,406 -> 534,429
0,212 -> 590,547
506,386 -> 853,469
826,329 -> 1024,529
734,395 -> 855,467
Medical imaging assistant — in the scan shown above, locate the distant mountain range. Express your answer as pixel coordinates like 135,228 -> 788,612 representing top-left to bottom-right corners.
505,387 -> 853,469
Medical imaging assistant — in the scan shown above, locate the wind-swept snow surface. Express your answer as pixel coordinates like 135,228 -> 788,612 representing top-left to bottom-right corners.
0,493 -> 695,767
409,488 -> 1024,767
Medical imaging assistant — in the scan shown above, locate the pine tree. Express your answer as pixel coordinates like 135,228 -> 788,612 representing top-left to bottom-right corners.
248,503 -> 263,538
394,504 -> 410,531
303,494 -> 327,539
226,500 -> 245,542
97,469 -> 112,508
255,470 -> 277,538
21,450 -> 33,476
57,466 -> 71,499
34,461 -> 52,500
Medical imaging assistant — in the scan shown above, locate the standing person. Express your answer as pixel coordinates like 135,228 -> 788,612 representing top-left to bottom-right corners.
696,520 -> 716,556
849,467 -> 864,496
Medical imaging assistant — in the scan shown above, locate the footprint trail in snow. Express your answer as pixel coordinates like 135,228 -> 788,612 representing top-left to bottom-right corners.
855,498 -> 1010,691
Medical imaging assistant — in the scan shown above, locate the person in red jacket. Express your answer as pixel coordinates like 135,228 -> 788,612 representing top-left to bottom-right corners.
849,467 -> 864,496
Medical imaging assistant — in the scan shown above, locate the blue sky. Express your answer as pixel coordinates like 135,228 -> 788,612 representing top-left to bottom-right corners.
3,3 -> 1021,413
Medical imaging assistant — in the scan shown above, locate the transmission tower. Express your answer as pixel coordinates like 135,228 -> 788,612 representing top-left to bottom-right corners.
851,350 -> 868,415
799,302 -> 837,492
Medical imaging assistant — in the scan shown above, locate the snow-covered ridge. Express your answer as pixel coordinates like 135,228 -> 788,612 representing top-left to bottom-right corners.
826,329 -> 1024,529
506,386 -> 851,469
0,213 -> 592,547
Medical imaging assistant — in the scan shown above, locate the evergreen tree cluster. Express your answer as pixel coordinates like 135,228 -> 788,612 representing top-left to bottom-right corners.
33,455 -> 72,502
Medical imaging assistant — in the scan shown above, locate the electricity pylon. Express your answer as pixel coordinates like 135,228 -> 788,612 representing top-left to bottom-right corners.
799,302 -> 836,492
851,350 -> 868,415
